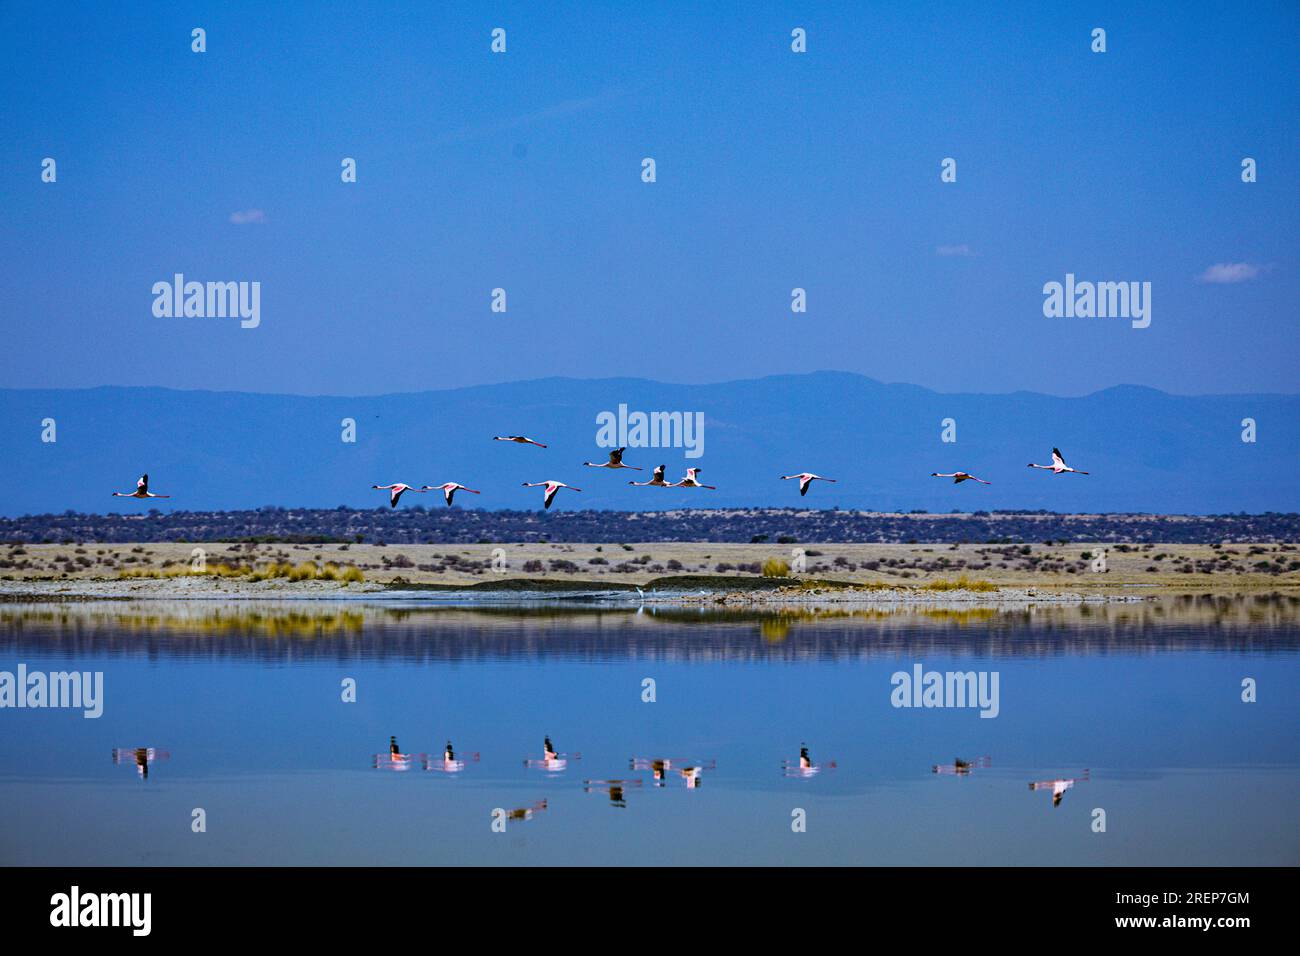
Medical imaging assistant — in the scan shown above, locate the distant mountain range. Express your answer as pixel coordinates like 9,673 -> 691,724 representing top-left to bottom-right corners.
2,508 -> 1295,546
1,372 -> 1295,516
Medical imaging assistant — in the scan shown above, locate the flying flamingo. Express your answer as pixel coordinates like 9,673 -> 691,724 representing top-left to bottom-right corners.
1028,448 -> 1089,475
780,472 -> 836,496
494,435 -> 547,448
422,482 -> 480,507
671,467 -> 716,489
629,464 -> 670,487
112,474 -> 170,499
522,480 -> 581,509
583,447 -> 642,470
930,471 -> 991,485
371,483 -> 426,507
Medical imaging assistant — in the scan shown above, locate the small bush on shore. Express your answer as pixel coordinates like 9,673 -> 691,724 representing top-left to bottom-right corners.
288,562 -> 319,581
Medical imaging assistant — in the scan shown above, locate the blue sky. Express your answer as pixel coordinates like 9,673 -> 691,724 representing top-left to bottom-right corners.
1,0 -> 1295,397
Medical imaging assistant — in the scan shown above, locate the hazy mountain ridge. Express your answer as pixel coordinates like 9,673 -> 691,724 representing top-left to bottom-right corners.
1,372 -> 1296,516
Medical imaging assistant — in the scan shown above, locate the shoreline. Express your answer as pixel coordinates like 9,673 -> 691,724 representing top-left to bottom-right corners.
2,540 -> 1295,607
0,574 -> 1283,607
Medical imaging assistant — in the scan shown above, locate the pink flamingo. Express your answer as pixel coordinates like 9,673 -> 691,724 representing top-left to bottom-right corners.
522,480 -> 580,509
1028,448 -> 1089,475
671,467 -> 716,489
780,472 -> 836,496
112,474 -> 170,499
583,447 -> 641,470
422,482 -> 480,507
930,471 -> 991,485
494,435 -> 547,448
629,464 -> 670,487
371,483 -> 426,508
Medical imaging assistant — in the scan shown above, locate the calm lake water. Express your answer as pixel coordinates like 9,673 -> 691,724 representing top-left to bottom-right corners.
1,595 -> 1297,866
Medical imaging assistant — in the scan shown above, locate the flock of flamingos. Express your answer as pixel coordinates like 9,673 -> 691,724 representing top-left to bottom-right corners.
110,434 -> 1090,509
360,738 -> 1089,810
119,737 -> 1090,811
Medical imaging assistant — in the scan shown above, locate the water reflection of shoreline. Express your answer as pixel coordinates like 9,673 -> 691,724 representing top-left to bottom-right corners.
1,594 -> 1297,662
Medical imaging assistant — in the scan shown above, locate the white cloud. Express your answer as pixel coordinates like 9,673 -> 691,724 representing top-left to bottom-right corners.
935,244 -> 975,257
1196,262 -> 1265,284
229,209 -> 267,225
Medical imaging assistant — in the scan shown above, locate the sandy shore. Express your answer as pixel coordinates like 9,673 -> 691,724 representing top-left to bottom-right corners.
1,540 -> 1295,604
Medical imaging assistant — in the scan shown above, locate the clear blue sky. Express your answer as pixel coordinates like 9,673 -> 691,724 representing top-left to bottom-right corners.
1,0 -> 1295,397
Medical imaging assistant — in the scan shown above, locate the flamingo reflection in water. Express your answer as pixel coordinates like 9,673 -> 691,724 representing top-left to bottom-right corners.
1029,770 -> 1091,807
505,799 -> 548,823
932,755 -> 991,776
630,757 -> 717,787
524,736 -> 580,774
112,747 -> 169,780
373,735 -> 414,772
782,743 -> 837,778
583,778 -> 644,807
423,740 -> 481,774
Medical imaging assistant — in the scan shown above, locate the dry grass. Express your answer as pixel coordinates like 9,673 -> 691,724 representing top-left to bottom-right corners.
114,558 -> 364,583
923,575 -> 999,592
